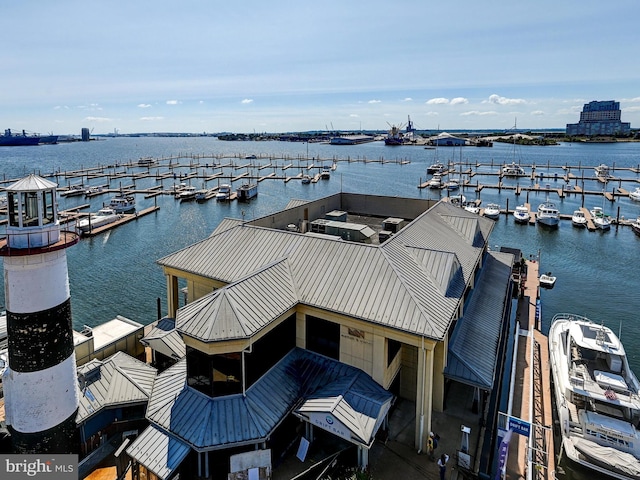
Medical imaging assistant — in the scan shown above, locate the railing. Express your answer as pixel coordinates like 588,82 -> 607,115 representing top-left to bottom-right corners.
0,229 -> 78,256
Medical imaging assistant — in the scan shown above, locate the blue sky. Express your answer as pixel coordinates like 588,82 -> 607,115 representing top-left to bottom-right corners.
2,1 -> 639,135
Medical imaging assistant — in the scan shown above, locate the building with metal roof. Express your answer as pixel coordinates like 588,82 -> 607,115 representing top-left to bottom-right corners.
127,193 -> 515,479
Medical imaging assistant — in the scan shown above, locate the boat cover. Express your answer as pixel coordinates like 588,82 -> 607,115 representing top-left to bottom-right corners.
572,438 -> 640,477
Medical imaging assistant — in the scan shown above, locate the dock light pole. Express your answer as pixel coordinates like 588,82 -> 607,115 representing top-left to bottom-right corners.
1,174 -> 80,454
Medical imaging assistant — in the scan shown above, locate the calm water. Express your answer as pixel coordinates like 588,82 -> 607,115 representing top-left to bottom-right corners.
1,137 -> 639,374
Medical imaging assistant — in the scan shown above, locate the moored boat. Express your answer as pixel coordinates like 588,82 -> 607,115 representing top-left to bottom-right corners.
632,217 -> 640,236
590,206 -> 611,230
539,272 -> 557,288
628,187 -> 640,202
0,129 -> 40,146
571,210 -> 587,228
513,205 -> 530,224
595,164 -> 612,179
178,185 -> 197,201
301,174 -> 311,184
427,162 -> 445,174
216,184 -> 231,201
537,189 -> 560,228
502,162 -> 526,176
77,207 -> 121,233
109,192 -> 136,213
428,173 -> 443,189
483,203 -> 500,220
237,182 -> 258,202
549,313 -> 640,480
320,166 -> 331,179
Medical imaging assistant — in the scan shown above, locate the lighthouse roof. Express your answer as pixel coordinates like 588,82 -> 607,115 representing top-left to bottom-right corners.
8,174 -> 57,192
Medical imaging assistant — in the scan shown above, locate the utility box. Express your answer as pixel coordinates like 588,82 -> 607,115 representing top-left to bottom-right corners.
382,217 -> 406,233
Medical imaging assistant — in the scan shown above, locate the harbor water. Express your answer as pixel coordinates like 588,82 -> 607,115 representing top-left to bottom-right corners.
1,136 -> 639,375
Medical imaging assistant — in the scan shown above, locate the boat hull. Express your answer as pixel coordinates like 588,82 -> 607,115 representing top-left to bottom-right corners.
549,314 -> 640,480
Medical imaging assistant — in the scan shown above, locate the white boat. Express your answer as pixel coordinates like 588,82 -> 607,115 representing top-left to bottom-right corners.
444,178 -> 460,190
572,210 -> 587,228
502,162 -> 526,176
301,175 -> 311,184
448,194 -> 466,206
109,192 -> 136,213
216,184 -> 231,201
427,162 -> 445,174
549,313 -> 640,480
537,190 -> 560,228
483,203 -> 500,220
463,202 -> 480,214
539,272 -> 557,288
590,206 -> 612,230
513,205 -> 530,224
138,156 -> 156,167
237,182 -> 258,202
428,173 -> 443,189
77,207 -> 120,233
0,195 -> 7,209
85,186 -> 104,196
61,184 -> 85,197
595,164 -> 612,179
628,187 -> 640,202
632,217 -> 640,237
178,185 -> 197,201
320,167 -> 331,179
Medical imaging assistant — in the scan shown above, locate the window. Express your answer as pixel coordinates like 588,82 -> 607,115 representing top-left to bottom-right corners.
43,190 -> 54,225
23,191 -> 40,227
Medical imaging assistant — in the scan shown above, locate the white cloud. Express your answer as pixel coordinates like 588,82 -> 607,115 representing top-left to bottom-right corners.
426,97 -> 449,105
138,104 -> 152,108
623,106 -> 640,112
425,111 -> 439,116
485,94 -> 526,105
140,116 -> 165,121
622,97 -> 640,103
166,100 -> 180,105
531,110 -> 544,116
53,105 -> 70,110
450,97 -> 469,105
368,99 -> 381,104
241,99 -> 253,104
350,114 -> 359,117
460,110 -> 498,116
83,116 -> 112,122
402,98 -> 413,102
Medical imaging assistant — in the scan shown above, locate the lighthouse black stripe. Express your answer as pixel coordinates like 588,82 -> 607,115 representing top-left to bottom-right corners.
7,298 -> 74,373
8,408 -> 79,454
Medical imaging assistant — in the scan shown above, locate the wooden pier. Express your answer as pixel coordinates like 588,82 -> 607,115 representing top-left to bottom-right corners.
77,206 -> 160,237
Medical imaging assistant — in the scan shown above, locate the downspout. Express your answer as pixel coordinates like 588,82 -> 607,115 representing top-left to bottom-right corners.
417,335 -> 427,454
242,337 -> 253,397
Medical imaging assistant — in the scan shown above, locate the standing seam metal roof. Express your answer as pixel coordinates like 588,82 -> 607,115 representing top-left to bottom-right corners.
144,348 -> 393,451
158,201 -> 493,342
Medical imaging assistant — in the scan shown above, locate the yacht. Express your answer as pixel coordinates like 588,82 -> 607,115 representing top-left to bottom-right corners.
444,178 -> 460,191
237,182 -> 258,202
537,190 -> 560,228
427,162 -> 445,174
463,202 -> 480,215
628,187 -> 640,202
594,164 -> 612,179
590,206 -> 611,231
428,173 -> 443,189
108,192 -> 136,213
483,203 -> 500,220
77,207 -> 120,233
216,184 -> 232,201
549,313 -> 640,480
178,185 -> 197,201
512,205 -> 530,224
571,210 -> 587,228
501,162 -> 526,177
632,217 -> 640,237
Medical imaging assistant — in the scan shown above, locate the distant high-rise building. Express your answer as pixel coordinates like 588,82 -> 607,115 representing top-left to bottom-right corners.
566,100 -> 630,136
81,128 -> 90,141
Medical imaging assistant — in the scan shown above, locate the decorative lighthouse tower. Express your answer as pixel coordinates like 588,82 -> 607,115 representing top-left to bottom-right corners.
0,174 -> 80,454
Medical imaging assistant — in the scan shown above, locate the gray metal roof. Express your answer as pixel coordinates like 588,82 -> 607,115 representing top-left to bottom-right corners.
158,201 -> 493,342
444,251 -> 514,390
126,424 -> 190,480
141,318 -> 186,360
145,348 -> 393,452
76,351 -> 158,423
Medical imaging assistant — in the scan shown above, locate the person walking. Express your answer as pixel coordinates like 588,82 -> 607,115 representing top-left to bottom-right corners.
437,453 -> 449,480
